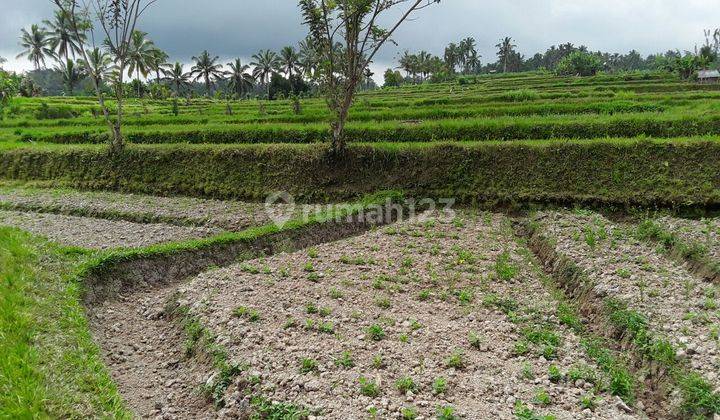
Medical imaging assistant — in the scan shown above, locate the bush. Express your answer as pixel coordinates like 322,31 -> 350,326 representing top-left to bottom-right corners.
383,69 -> 404,88
34,102 -> 79,120
556,51 -> 603,77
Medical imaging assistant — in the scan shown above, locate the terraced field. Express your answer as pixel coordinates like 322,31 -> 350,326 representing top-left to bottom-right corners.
4,72 -> 720,145
1,71 -> 720,418
1,72 -> 719,208
1,183 -> 719,418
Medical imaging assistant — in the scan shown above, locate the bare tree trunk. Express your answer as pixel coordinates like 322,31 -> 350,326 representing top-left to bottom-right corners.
330,114 -> 346,152
112,63 -> 126,152
330,82 -> 356,153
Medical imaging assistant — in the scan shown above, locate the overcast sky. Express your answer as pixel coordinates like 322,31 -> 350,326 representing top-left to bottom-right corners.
1,0 -> 718,78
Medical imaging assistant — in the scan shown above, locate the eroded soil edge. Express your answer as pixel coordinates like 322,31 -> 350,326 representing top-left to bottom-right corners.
85,215 -> 394,418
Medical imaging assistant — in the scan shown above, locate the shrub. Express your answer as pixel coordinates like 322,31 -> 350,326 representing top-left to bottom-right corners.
34,102 -> 79,120
556,51 -> 603,77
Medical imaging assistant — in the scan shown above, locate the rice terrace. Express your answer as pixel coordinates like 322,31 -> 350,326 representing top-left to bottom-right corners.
2,0 -> 720,419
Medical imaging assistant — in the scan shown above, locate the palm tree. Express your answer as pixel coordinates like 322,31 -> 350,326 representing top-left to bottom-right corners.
126,30 -> 156,97
44,10 -> 84,60
398,51 -> 419,81
251,49 -> 280,98
17,25 -> 54,70
459,37 -> 477,73
78,47 -> 114,87
280,46 -> 300,79
162,62 -> 191,96
363,67 -> 374,89
55,58 -> 83,95
496,37 -> 517,73
148,47 -> 170,85
190,50 -> 224,96
444,43 -> 460,73
466,51 -> 481,74
298,37 -> 318,79
225,59 -> 254,98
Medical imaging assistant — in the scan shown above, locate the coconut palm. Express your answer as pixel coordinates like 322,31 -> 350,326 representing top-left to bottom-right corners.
251,49 -> 280,97
444,42 -> 461,73
43,10 -> 84,60
162,62 -> 192,96
55,58 -> 83,95
225,59 -> 254,98
148,47 -> 170,84
190,50 -> 224,96
398,50 -> 418,80
126,30 -> 156,96
280,46 -> 301,79
465,51 -> 481,74
298,37 -> 320,79
496,37 -> 517,73
458,37 -> 477,73
78,47 -> 114,87
17,25 -> 54,70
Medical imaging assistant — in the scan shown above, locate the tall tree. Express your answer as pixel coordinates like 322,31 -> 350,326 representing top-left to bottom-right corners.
190,50 -> 224,96
44,10 -> 84,60
299,0 -> 439,152
17,25 -> 54,70
225,58 -> 254,98
148,47 -> 170,84
280,46 -> 301,79
78,47 -> 114,87
444,42 -> 460,73
162,62 -> 191,96
251,49 -> 280,97
458,37 -> 476,74
298,37 -> 319,78
55,58 -> 83,95
465,51 -> 481,74
53,0 -> 158,152
496,36 -> 517,73
126,30 -> 156,97
398,50 -> 418,80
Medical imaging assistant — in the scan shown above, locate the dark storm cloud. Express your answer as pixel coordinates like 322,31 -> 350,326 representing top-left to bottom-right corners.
2,0 -> 719,72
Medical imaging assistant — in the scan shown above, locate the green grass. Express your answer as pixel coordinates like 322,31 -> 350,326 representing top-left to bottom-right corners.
0,227 -> 129,418
3,72 -> 720,156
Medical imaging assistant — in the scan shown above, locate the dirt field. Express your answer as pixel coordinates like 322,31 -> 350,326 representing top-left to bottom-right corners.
531,211 -> 719,389
4,197 -> 719,419
0,184 -> 298,231
0,209 -> 219,249
144,212 -> 640,419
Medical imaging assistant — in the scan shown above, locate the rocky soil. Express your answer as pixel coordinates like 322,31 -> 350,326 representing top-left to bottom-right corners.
88,287 -> 217,420
0,185 -> 300,231
0,209 -> 218,249
532,211 -> 720,390
165,211 -> 640,419
654,215 -> 720,261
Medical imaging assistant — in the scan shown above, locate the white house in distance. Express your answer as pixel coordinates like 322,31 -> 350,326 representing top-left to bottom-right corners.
698,69 -> 720,84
